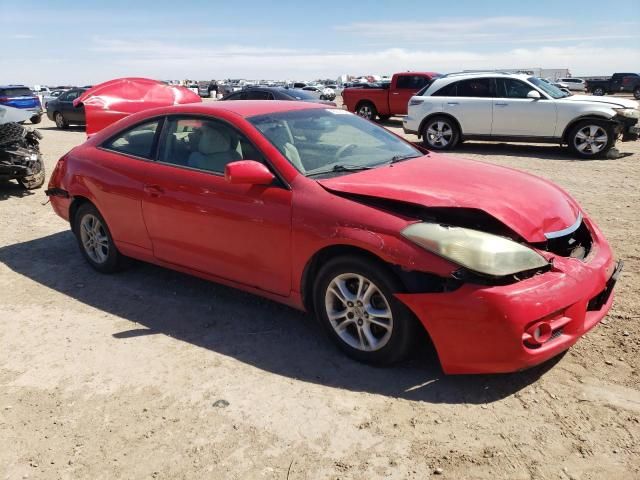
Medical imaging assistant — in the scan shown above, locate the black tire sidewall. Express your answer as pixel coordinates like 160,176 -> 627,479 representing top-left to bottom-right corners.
568,120 -> 614,159
73,203 -> 122,273
634,88 -> 640,100
313,256 -> 418,365
421,116 -> 459,150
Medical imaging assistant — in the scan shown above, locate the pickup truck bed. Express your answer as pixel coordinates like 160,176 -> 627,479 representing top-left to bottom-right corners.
342,72 -> 439,121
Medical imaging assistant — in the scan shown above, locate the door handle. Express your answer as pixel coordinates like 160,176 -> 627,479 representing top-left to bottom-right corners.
447,102 -> 459,106
392,92 -> 400,95
495,102 -> 508,107
143,184 -> 164,197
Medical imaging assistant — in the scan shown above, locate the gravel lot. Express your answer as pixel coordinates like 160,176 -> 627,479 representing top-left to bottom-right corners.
1,98 -> 639,480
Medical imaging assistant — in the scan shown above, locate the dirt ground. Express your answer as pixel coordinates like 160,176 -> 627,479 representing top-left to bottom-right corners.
1,99 -> 639,480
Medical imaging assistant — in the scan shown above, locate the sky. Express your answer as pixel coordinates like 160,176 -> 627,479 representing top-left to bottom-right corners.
1,0 -> 639,85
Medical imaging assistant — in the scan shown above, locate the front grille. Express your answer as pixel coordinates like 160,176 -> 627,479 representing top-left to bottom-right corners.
534,221 -> 592,260
550,328 -> 563,340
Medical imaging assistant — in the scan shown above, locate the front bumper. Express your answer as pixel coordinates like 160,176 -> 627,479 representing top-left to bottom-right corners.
395,219 -> 619,374
615,115 -> 639,142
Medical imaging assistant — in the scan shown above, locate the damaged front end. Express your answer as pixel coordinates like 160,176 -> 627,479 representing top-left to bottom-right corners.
0,119 -> 45,190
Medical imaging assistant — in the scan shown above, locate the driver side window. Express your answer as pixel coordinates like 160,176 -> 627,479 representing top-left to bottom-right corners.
157,117 -> 265,174
498,79 -> 535,99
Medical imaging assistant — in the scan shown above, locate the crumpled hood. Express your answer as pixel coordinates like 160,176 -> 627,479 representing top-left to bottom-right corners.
318,155 -> 581,243
563,94 -> 639,109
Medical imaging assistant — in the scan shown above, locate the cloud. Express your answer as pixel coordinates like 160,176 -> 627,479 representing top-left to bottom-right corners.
82,39 -> 640,79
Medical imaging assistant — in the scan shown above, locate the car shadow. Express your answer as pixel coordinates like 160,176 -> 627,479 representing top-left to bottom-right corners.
0,231 -> 561,404
409,141 -> 636,161
0,182 -> 34,200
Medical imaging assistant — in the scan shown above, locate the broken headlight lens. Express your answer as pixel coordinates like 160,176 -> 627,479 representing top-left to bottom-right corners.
614,108 -> 640,119
401,223 -> 548,276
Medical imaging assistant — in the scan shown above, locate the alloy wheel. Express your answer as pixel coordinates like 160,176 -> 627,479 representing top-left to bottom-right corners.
426,120 -> 453,147
574,125 -> 608,155
80,214 -> 110,264
324,273 -> 393,352
55,113 -> 65,128
357,105 -> 373,120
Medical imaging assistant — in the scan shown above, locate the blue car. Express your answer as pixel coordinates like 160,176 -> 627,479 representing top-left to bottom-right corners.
0,85 -> 42,124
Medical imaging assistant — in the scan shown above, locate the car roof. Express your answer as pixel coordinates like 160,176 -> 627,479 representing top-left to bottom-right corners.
155,100 -> 329,117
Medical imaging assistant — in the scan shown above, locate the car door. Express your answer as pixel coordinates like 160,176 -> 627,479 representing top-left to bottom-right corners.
389,75 -> 430,115
491,78 -> 557,138
442,78 -> 494,135
91,118 -> 164,252
140,115 -> 293,296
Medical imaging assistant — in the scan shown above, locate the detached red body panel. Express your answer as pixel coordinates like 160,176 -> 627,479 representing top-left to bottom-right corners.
47,101 -> 618,374
74,77 -> 201,135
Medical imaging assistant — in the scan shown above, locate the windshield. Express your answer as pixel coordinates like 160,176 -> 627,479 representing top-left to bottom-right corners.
528,77 -> 569,99
249,109 -> 422,176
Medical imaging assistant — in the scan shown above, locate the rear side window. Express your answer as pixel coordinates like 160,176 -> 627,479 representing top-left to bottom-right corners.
396,75 -> 430,89
224,91 -> 246,100
456,78 -> 494,97
0,87 -> 33,97
103,120 -> 161,159
431,82 -> 458,96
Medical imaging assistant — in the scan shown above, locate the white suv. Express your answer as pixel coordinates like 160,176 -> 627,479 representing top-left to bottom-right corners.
404,73 -> 640,158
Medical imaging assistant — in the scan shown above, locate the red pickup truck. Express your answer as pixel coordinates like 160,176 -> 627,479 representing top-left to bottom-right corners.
342,72 -> 439,121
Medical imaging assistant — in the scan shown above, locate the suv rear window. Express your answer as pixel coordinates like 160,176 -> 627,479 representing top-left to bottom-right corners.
0,87 -> 33,97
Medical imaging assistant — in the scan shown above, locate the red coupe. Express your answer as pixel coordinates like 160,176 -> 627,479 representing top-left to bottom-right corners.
46,101 -> 621,374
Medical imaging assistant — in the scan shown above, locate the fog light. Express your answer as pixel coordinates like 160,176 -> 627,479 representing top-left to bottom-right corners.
525,321 -> 552,346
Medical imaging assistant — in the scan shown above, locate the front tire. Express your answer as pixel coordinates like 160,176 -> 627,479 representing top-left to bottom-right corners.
356,102 -> 377,121
567,120 -> 614,159
592,87 -> 605,96
421,116 -> 460,150
313,256 -> 419,365
634,87 -> 640,100
54,112 -> 68,129
73,203 -> 124,273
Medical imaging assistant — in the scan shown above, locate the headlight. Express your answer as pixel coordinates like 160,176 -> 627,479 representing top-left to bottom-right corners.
401,223 -> 548,276
615,108 -> 640,119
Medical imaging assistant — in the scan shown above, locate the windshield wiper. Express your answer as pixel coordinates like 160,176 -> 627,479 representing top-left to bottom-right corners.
306,164 -> 376,177
389,153 -> 421,163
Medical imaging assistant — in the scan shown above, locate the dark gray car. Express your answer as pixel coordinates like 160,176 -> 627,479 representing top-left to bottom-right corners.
220,87 -> 336,105
45,88 -> 87,129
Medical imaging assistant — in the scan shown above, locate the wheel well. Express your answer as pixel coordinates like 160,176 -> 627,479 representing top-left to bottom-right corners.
355,100 -> 374,111
561,115 -> 616,143
418,113 -> 462,139
68,196 -> 92,232
300,245 -> 398,313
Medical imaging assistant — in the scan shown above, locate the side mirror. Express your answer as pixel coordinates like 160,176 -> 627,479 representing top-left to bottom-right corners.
225,160 -> 275,185
527,90 -> 541,99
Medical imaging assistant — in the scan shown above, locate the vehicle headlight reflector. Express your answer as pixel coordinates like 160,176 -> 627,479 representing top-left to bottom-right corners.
401,223 -> 548,276
615,108 -> 640,119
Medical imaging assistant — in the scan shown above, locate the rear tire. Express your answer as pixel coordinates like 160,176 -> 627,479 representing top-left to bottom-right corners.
421,116 -> 460,151
592,87 -> 605,96
567,120 -> 614,159
30,115 -> 42,125
54,112 -> 68,129
356,102 -> 377,121
634,87 -> 640,100
73,203 -> 124,273
313,255 -> 419,365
